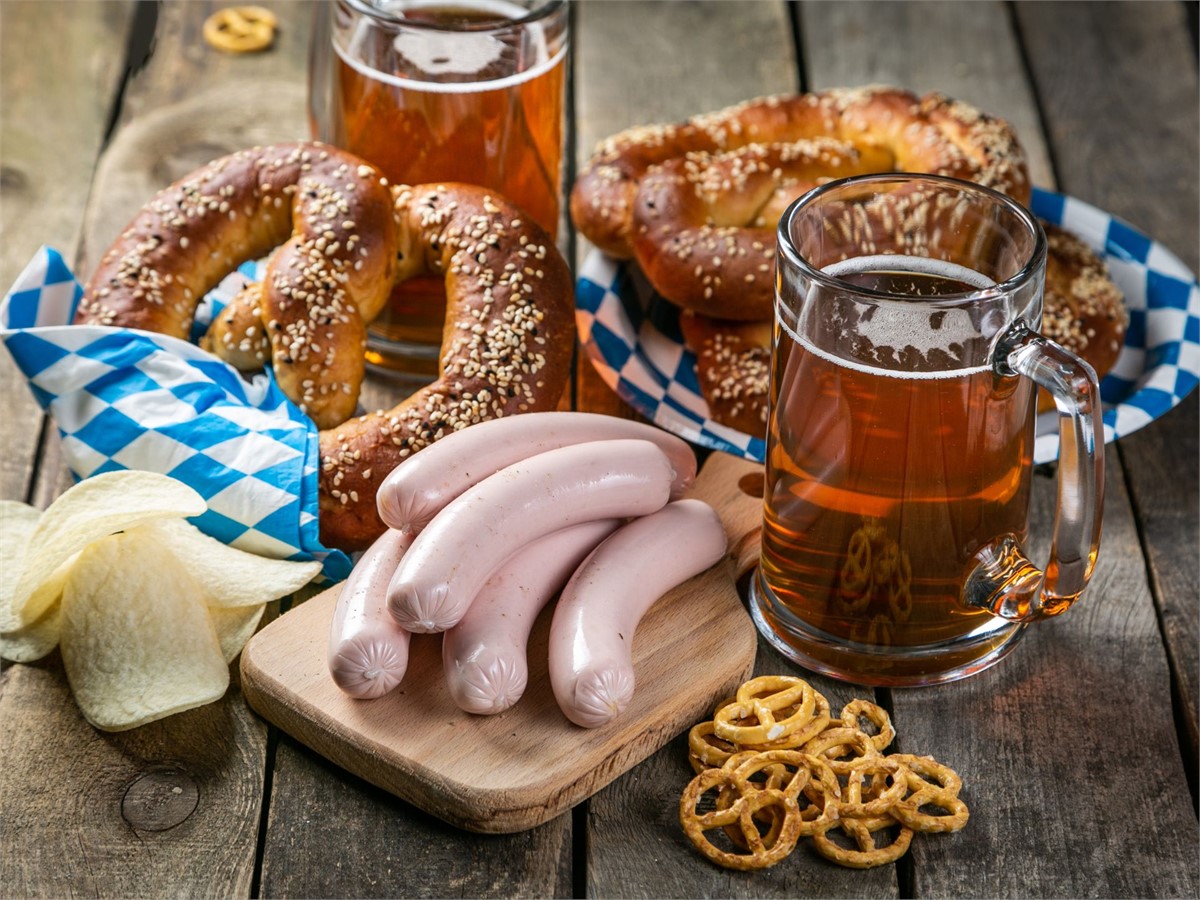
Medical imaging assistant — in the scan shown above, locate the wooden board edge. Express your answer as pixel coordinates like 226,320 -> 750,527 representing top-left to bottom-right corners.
240,594 -> 757,833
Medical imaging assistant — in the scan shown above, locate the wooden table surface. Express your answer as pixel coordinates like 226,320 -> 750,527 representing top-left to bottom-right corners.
1,2 -> 1197,897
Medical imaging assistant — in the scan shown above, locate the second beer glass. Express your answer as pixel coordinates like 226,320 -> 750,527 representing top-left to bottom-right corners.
309,0 -> 568,375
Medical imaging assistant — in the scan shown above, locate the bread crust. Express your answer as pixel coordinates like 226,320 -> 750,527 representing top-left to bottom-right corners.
318,184 -> 575,550
572,87 -> 1031,320
78,145 -> 575,552
77,142 -> 397,428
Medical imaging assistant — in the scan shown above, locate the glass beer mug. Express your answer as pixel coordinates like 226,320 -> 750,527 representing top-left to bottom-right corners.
750,173 -> 1104,686
309,0 -> 568,376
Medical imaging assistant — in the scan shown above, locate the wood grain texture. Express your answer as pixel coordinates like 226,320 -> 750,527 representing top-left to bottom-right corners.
1015,0 -> 1200,783
240,452 -> 759,833
799,0 -> 1054,187
800,1 -> 1199,895
0,6 -> 269,898
259,735 -> 573,898
0,0 -> 134,501
2,4 -> 304,896
0,652 -> 267,898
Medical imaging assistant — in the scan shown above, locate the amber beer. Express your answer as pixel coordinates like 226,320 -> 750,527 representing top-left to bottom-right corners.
756,258 -> 1037,679
315,1 -> 567,370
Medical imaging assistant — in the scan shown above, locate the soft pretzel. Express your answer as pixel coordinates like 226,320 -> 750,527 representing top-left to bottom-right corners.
1037,222 -> 1128,412
78,142 -> 397,429
571,86 -> 1030,319
678,312 -> 771,435
78,144 -> 575,552
318,183 -> 574,550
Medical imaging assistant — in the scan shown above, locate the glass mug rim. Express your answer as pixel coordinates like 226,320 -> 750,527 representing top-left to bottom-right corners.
340,0 -> 567,33
776,172 -> 1048,310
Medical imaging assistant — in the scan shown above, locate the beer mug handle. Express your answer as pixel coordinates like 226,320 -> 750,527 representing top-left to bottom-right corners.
964,321 -> 1105,621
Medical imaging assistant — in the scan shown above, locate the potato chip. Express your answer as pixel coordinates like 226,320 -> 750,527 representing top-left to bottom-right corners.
1,500 -> 45,634
1,604 -> 62,663
11,471 -> 206,627
144,518 -> 320,607
60,528 -> 228,732
208,603 -> 267,663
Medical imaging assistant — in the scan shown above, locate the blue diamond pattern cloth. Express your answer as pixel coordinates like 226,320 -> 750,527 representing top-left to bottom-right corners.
576,188 -> 1200,466
1,247 -> 352,580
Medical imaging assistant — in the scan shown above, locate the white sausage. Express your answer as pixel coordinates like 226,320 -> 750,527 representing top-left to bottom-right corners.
328,529 -> 413,699
376,411 -> 697,533
387,439 -> 676,634
548,499 -> 728,728
441,520 -> 621,715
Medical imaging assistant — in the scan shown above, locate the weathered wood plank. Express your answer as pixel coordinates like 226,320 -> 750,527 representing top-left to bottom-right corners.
801,1 -> 1199,895
0,0 -> 135,501
573,3 -> 897,896
259,736 -> 573,898
2,5 -> 286,896
1016,0 -> 1200,787
0,655 -> 268,898
799,0 -> 1053,186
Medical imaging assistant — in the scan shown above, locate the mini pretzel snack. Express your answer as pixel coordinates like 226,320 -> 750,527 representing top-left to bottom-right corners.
203,6 -> 278,54
680,675 -> 968,871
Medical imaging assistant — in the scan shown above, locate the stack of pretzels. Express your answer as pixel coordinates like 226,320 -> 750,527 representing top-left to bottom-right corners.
77,143 -> 575,551
680,674 -> 969,871
571,86 -> 1127,431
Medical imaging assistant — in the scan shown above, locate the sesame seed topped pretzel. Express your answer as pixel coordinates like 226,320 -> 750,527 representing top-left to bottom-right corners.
77,143 -> 575,552
78,143 -> 398,430
318,183 -> 574,550
571,86 -> 1031,320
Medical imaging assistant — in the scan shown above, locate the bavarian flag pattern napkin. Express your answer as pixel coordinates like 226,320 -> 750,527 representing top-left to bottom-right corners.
1,247 -> 352,580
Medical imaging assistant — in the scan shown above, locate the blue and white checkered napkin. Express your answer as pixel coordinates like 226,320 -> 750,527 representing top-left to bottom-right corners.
576,188 -> 1200,466
1,247 -> 352,580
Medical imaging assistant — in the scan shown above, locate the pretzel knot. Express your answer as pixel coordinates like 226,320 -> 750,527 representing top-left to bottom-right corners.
713,675 -> 816,745
888,754 -> 970,833
203,6 -> 277,53
678,767 -> 803,870
729,750 -> 842,838
801,725 -> 880,775
840,699 -> 895,752
687,720 -> 738,773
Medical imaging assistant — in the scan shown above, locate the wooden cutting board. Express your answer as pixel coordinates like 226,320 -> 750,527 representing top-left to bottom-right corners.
240,452 -> 765,833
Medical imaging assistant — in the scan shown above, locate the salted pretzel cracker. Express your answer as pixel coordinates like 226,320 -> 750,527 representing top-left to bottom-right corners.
204,6 -> 277,53
812,814 -> 913,869
713,675 -> 817,745
679,674 -> 969,871
888,754 -> 970,833
841,699 -> 895,752
713,686 -> 832,752
679,767 -> 803,870
687,720 -> 738,773
730,750 -> 841,839
801,726 -> 880,775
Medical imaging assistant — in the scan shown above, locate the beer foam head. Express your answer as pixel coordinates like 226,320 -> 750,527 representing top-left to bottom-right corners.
393,30 -> 505,77
787,255 -> 1001,376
